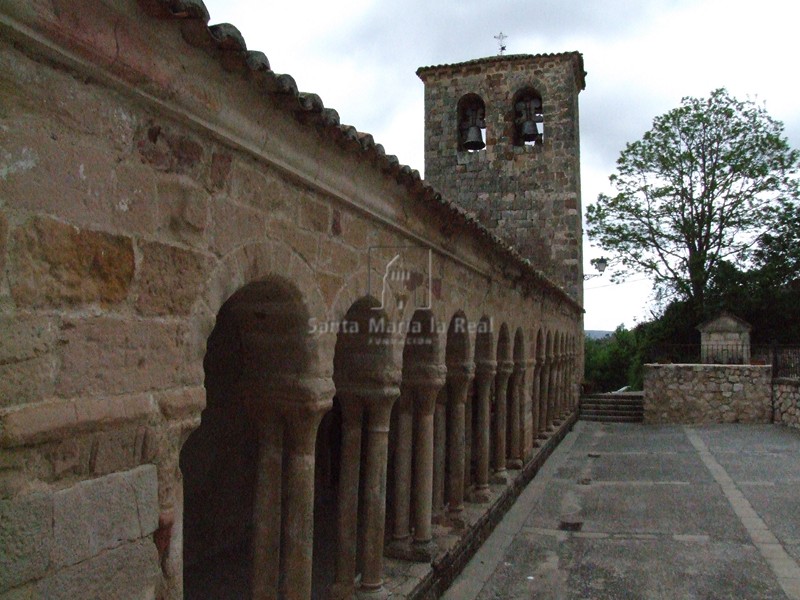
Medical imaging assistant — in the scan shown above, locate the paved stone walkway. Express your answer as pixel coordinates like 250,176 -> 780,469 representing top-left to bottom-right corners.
443,421 -> 800,600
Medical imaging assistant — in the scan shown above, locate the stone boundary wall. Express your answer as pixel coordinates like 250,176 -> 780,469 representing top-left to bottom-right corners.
774,378 -> 800,430
643,364 -> 772,424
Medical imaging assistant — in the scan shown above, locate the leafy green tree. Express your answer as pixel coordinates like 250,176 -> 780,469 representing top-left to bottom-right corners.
587,88 -> 800,317
584,326 -> 641,392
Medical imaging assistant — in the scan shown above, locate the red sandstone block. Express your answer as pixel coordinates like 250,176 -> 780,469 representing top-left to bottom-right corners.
134,241 -> 212,316
55,317 -> 200,398
156,387 -> 206,420
10,217 -> 134,309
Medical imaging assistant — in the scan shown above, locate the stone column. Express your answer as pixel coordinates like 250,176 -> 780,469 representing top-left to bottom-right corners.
562,350 -> 569,414
446,362 -> 474,517
432,388 -> 447,518
359,390 -> 398,596
330,400 -> 364,599
531,358 -> 541,448
539,356 -> 552,436
569,347 -> 577,411
507,366 -> 524,469
553,352 -> 564,425
389,390 -> 413,546
492,360 -> 514,483
471,359 -> 496,503
279,404 -> 328,600
410,368 -> 445,561
547,354 -> 558,431
464,390 -> 473,495
252,416 -> 283,600
522,358 -> 535,458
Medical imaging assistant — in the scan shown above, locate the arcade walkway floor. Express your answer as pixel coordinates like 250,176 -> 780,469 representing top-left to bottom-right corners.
443,422 -> 800,600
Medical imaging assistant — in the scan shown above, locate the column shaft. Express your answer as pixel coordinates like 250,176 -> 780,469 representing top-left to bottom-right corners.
332,402 -> 363,595
446,369 -> 472,514
252,418 -> 283,599
493,365 -> 512,480
392,395 -> 413,541
360,400 -> 395,592
547,358 -> 558,430
507,369 -> 522,468
432,392 -> 447,515
279,410 -> 324,600
539,359 -> 551,435
473,363 -> 495,499
413,391 -> 435,545
531,363 -> 541,446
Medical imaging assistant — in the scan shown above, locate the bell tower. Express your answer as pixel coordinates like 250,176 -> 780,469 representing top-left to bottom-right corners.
417,53 -> 586,303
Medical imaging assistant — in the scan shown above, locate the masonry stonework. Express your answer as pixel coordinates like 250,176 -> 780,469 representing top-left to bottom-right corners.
643,365 -> 772,425
774,378 -> 800,430
0,2 -> 584,599
418,54 -> 585,303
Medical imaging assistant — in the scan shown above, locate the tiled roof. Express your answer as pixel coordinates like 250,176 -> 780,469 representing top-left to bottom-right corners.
417,52 -> 587,90
137,0 -> 583,312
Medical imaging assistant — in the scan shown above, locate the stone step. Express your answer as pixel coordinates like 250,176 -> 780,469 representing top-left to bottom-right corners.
579,414 -> 644,423
579,394 -> 645,423
580,408 -> 643,415
580,401 -> 643,409
581,398 -> 644,405
580,407 -> 643,414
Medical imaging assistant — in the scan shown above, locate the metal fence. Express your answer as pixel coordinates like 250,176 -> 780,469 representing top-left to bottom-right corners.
645,343 -> 800,379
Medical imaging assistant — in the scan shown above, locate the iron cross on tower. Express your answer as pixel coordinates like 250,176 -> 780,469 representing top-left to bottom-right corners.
494,32 -> 507,55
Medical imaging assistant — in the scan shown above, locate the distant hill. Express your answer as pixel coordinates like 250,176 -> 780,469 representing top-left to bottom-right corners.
585,330 -> 612,340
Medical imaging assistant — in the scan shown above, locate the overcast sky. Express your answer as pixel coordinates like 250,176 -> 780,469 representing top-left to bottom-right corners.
203,0 -> 800,331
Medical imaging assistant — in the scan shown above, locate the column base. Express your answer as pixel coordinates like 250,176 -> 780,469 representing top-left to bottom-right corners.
357,583 -> 389,600
385,538 -> 437,563
329,581 -> 356,600
490,470 -> 508,485
467,486 -> 491,504
446,509 -> 467,530
431,508 -> 449,526
409,539 -> 438,562
506,458 -> 523,470
538,431 -> 549,440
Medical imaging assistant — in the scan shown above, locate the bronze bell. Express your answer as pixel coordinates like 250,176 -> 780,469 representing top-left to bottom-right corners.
521,119 -> 538,142
463,125 -> 485,150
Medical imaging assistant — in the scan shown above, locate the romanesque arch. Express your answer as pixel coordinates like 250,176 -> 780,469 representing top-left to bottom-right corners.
387,309 -> 445,562
457,93 -> 487,151
444,311 -> 474,519
181,275 -> 333,600
326,296 -> 399,598
511,87 -> 544,146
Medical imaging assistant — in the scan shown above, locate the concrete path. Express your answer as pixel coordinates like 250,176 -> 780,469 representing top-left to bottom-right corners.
443,421 -> 800,600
